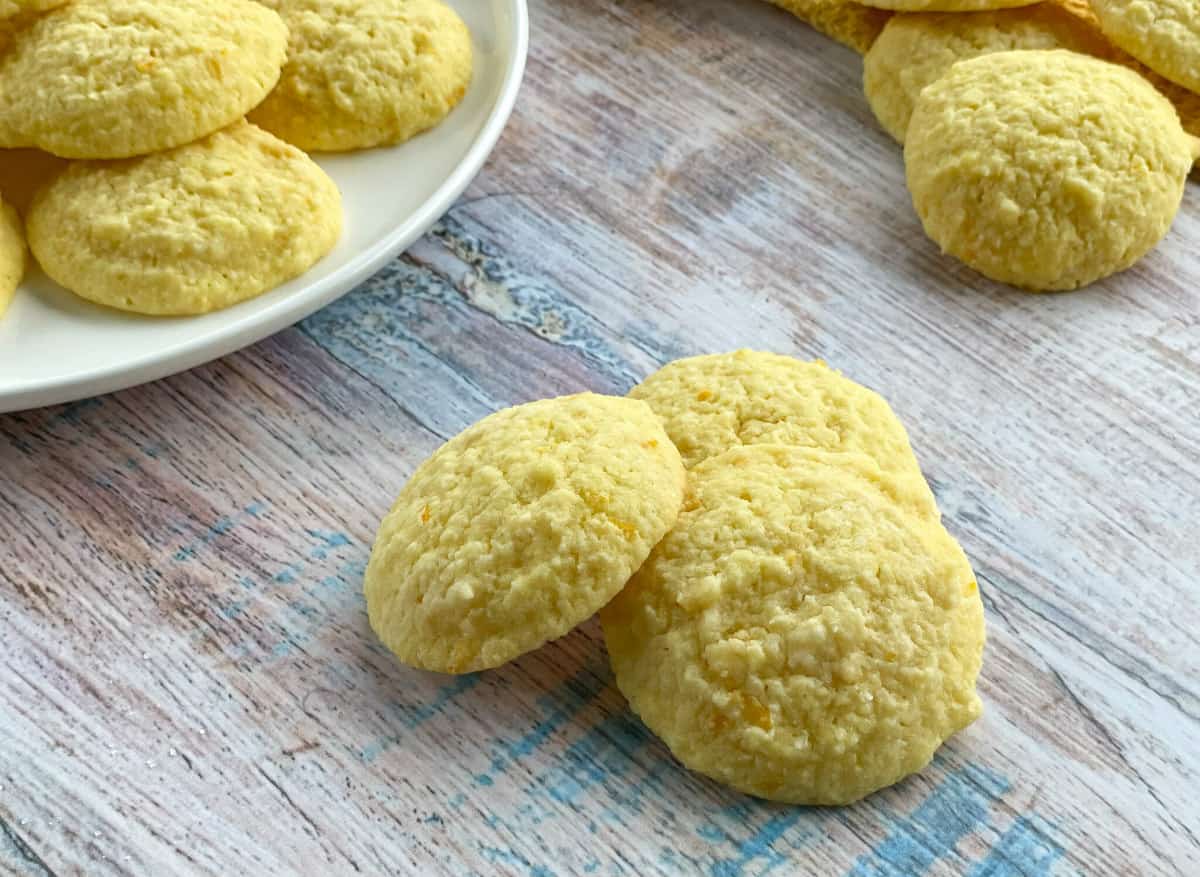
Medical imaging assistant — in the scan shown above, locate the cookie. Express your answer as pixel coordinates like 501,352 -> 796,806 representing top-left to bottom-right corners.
601,445 -> 985,805
858,0 -> 1036,13
1090,0 -> 1200,93
0,197 -> 24,317
0,0 -> 288,159
864,6 -> 1110,143
628,350 -> 936,516
27,121 -> 342,315
365,393 -> 686,675
249,0 -> 473,152
0,149 -> 68,215
905,50 -> 1192,291
767,0 -> 892,53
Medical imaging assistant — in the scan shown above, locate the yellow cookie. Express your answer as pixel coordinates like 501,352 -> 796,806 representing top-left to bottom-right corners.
864,6 -> 1110,143
601,445 -> 985,805
249,0 -> 473,152
364,393 -> 686,675
0,197 -> 24,317
858,0 -> 1036,13
0,149 -> 67,215
767,0 -> 892,54
0,0 -> 288,159
628,350 -> 936,516
28,121 -> 342,316
905,50 -> 1192,292
1090,0 -> 1200,93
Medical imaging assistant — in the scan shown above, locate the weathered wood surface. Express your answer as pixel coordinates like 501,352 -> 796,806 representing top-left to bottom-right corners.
2,0 -> 1198,874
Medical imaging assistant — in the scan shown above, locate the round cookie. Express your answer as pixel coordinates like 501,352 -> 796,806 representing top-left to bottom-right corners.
858,0 -> 1036,13
0,197 -> 24,317
27,121 -> 343,316
864,6 -> 1110,143
1090,0 -> 1200,93
905,50 -> 1192,291
0,0 -> 288,159
628,350 -> 936,516
0,149 -> 68,215
601,445 -> 985,805
365,393 -> 687,674
249,0 -> 473,152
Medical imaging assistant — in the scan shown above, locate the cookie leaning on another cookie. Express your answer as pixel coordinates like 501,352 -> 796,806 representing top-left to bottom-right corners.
905,50 -> 1193,291
0,197 -> 24,317
629,350 -> 938,517
364,394 -> 686,675
0,0 -> 288,159
249,0 -> 473,152
601,445 -> 985,805
27,121 -> 343,316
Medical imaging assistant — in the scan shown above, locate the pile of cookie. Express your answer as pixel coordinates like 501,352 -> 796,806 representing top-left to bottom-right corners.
0,0 -> 472,319
364,351 -> 986,805
771,0 -> 1200,291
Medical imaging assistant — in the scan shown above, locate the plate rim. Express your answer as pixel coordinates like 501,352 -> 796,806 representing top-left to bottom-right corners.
0,0 -> 529,414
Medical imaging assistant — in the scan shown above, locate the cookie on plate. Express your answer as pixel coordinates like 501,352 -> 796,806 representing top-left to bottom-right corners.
864,6 -> 1110,143
0,196 -> 24,317
249,0 -> 473,152
1090,0 -> 1200,93
364,394 -> 686,675
629,350 -> 936,516
0,149 -> 68,215
601,445 -> 985,805
0,0 -> 288,158
27,121 -> 342,315
906,50 -> 1194,291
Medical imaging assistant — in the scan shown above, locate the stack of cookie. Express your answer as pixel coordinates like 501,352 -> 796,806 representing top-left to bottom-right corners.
364,351 -> 986,806
0,0 -> 472,318
772,0 -> 1200,291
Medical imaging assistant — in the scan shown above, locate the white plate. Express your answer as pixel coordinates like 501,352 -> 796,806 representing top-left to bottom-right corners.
0,0 -> 528,413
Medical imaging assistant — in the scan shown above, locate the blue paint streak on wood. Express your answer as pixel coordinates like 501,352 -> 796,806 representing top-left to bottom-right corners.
544,711 -> 654,805
474,666 -> 609,786
305,529 -> 352,560
709,809 -> 813,877
847,764 -> 1010,877
968,816 -> 1065,877
479,843 -> 560,877
622,319 -> 699,370
427,215 -> 642,390
359,674 -> 484,763
47,397 -> 103,426
172,502 -> 266,562
298,256 -> 501,436
0,818 -> 52,877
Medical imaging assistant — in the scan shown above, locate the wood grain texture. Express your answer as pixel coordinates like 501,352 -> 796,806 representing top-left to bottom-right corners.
2,0 -> 1198,874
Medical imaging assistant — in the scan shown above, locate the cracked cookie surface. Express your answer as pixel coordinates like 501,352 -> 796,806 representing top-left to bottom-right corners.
905,50 -> 1192,291
601,445 -> 985,804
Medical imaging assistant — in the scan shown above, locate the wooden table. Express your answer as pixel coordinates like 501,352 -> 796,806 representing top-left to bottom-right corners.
3,1 -> 1198,874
